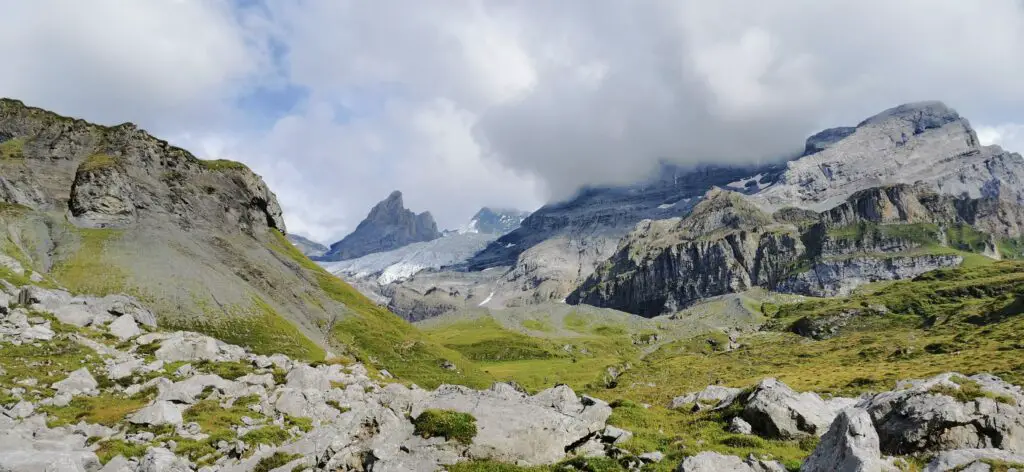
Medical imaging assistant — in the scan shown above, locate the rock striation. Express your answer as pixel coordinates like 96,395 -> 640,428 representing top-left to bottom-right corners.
320,191 -> 442,261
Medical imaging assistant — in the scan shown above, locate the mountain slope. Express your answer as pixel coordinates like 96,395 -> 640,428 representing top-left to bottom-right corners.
319,190 -> 441,261
0,98 -> 487,387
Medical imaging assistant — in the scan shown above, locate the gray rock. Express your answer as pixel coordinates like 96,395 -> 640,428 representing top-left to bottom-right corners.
742,378 -> 843,439
285,365 -> 331,391
678,452 -> 787,472
129,401 -> 184,426
107,315 -> 142,341
19,324 -> 54,341
98,455 -> 136,472
0,451 -> 102,472
5,401 -> 34,419
50,305 -> 96,328
671,385 -> 745,410
728,417 -> 753,435
601,425 -> 633,444
779,254 -> 963,298
107,359 -> 145,380
157,374 -> 238,404
138,447 -> 193,472
154,332 -> 245,363
412,383 -> 612,465
639,451 -> 664,463
924,449 -> 1024,472
52,368 -> 98,396
864,372 -> 1024,454
801,408 -> 898,472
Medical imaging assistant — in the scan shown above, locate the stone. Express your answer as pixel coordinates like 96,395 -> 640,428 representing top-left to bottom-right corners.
138,447 -> 192,472
678,452 -> 787,472
924,449 -> 1024,472
728,417 -> 754,435
108,359 -> 145,380
742,378 -> 845,439
129,401 -> 184,426
5,400 -> 34,419
639,451 -> 664,463
52,368 -> 99,396
285,365 -> 331,391
19,324 -> 54,341
157,374 -> 238,404
670,385 -> 745,410
50,305 -> 96,328
154,332 -> 245,363
99,455 -> 137,472
864,373 -> 1024,454
107,315 -> 142,341
801,408 -> 898,472
412,383 -> 612,466
601,425 -> 633,444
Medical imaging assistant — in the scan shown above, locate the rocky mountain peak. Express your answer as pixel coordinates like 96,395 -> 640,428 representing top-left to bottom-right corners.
679,187 -> 774,238
461,207 -> 530,235
319,190 -> 442,261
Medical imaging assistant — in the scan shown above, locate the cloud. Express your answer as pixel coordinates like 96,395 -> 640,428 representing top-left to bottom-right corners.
6,0 -> 1024,242
977,124 -> 1024,155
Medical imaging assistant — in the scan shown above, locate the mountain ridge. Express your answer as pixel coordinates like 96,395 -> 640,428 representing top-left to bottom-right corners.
318,190 -> 442,261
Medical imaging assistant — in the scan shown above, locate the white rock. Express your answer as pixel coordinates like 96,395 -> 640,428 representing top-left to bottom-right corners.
6,400 -> 34,419
925,449 -> 1024,471
99,455 -> 136,472
285,365 -> 331,391
801,408 -> 898,472
679,452 -> 787,472
107,315 -> 142,341
52,368 -> 98,396
138,447 -> 192,472
129,401 -> 184,426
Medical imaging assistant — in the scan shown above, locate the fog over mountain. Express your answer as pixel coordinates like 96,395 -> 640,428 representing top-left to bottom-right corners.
4,1 -> 1024,242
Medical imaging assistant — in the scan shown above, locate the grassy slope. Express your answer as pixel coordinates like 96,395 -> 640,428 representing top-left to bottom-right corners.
266,230 -> 493,389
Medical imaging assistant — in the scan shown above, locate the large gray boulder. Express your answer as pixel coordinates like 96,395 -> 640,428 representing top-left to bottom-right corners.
670,385 -> 745,410
156,374 -> 238,404
864,373 -> 1024,455
128,401 -> 184,426
138,447 -> 192,472
107,315 -> 142,341
52,368 -> 98,396
153,332 -> 245,363
678,452 -> 787,472
742,378 -> 852,439
285,365 -> 331,391
801,408 -> 898,472
412,383 -> 613,466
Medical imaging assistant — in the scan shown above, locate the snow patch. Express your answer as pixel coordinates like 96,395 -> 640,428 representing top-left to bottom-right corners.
478,292 -> 495,306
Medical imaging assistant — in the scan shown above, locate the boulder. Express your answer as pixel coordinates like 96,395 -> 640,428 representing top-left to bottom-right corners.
285,365 -> 332,391
138,447 -> 193,472
742,378 -> 848,439
864,373 -> 1024,454
156,375 -> 238,404
0,451 -> 102,472
678,452 -> 787,472
728,417 -> 754,435
411,383 -> 612,465
154,332 -> 245,363
924,449 -> 1024,471
801,408 -> 898,472
52,368 -> 98,396
129,401 -> 184,426
107,315 -> 142,341
670,385 -> 744,410
99,455 -> 137,472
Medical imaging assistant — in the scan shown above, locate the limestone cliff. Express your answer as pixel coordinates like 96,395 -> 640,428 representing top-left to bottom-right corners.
319,191 -> 441,261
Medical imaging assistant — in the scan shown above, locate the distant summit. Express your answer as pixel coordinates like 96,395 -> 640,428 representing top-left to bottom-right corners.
286,234 -> 328,257
319,191 -> 442,261
459,207 -> 530,235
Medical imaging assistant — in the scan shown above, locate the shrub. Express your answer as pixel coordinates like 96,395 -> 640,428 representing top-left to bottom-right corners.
412,409 -> 477,444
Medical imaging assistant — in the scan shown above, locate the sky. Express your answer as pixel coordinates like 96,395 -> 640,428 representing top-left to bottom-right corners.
4,1 -> 1024,243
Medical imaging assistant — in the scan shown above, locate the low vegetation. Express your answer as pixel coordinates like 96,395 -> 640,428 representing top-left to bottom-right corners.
78,153 -> 119,173
199,159 -> 250,171
0,137 -> 26,159
49,226 -> 127,296
412,409 -> 478,444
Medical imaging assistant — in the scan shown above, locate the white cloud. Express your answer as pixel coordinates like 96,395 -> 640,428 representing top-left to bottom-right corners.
7,0 -> 1024,242
977,124 -> 1024,155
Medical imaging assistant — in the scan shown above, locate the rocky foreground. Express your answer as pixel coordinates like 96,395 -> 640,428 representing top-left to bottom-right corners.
3,281 -> 1024,471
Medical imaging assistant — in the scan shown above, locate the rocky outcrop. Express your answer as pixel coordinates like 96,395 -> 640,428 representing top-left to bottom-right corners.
68,156 -> 139,227
569,189 -> 804,316
777,254 -> 964,297
461,207 -> 531,235
320,191 -> 442,261
678,451 -> 787,472
742,378 -> 855,439
863,373 -> 1024,455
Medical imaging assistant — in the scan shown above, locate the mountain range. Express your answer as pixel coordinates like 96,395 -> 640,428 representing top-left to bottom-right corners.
4,97 -> 1024,472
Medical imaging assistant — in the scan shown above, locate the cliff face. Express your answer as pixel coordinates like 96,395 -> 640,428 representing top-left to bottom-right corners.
320,191 -> 441,261
567,189 -> 804,316
569,184 -> 1022,317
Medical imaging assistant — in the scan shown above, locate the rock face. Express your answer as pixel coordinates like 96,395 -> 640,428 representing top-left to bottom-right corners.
319,191 -> 441,262
460,207 -> 531,235
756,101 -> 1024,211
568,188 -> 804,316
863,373 -> 1024,455
778,254 -> 964,297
